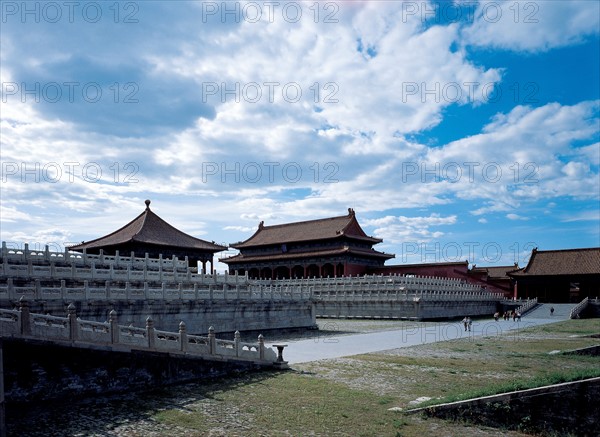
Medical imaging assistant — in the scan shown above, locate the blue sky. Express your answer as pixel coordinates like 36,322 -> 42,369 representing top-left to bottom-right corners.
1,1 -> 599,271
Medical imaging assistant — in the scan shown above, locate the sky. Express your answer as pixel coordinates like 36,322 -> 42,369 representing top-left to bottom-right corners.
1,0 -> 599,272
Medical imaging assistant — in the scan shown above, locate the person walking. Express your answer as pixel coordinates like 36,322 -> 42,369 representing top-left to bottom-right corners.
462,316 -> 468,331
550,306 -> 555,316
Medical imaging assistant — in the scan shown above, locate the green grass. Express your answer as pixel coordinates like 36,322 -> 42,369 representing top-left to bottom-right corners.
147,319 -> 600,436
418,366 -> 600,408
154,371 -> 406,436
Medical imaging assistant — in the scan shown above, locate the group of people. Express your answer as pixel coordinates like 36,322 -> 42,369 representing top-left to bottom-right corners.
463,308 -> 524,332
493,310 -> 521,321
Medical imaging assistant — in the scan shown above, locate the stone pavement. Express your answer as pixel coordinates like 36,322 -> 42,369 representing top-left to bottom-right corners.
274,308 -> 569,364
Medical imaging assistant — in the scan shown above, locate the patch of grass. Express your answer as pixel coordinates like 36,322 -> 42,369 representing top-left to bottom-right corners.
153,371 -> 406,436
418,366 -> 600,408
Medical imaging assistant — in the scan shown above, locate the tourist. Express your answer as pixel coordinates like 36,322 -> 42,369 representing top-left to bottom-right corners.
550,306 -> 555,316
493,312 -> 499,321
467,316 -> 472,332
462,316 -> 468,331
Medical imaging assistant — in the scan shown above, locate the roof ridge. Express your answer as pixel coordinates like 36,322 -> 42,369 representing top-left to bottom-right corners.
535,247 -> 600,253
260,212 -> 353,229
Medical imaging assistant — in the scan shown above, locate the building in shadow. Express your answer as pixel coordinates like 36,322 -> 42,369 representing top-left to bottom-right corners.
509,247 -> 600,302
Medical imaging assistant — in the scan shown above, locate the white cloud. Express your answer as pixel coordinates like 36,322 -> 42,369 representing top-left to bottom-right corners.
462,0 -> 600,52
364,214 -> 457,244
506,213 -> 529,221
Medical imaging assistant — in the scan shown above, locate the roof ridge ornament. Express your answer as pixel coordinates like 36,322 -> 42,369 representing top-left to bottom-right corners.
348,208 -> 355,216
145,199 -> 151,210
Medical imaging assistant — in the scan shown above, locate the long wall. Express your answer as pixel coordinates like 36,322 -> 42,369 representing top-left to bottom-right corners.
1,243 -> 508,327
315,299 -> 499,320
416,377 -> 600,435
1,338 -> 263,404
18,298 -> 316,335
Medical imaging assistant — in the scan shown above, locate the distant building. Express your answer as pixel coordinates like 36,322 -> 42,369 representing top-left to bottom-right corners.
509,247 -> 600,302
469,264 -> 519,299
221,208 -> 394,279
372,261 -> 470,278
69,200 -> 226,273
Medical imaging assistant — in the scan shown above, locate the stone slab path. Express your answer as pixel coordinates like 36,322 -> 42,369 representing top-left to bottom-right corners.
273,309 -> 569,364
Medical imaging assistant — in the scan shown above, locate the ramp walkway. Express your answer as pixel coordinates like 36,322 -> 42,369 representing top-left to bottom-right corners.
525,303 -> 576,319
276,312 -> 573,364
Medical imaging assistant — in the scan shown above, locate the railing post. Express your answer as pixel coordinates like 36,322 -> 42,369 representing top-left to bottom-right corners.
234,330 -> 241,357
19,296 -> 31,335
208,326 -> 216,355
179,321 -> 187,352
110,310 -> 119,344
68,303 -> 78,341
34,279 -> 41,300
258,334 -> 265,360
7,279 -> 15,301
146,316 -> 155,349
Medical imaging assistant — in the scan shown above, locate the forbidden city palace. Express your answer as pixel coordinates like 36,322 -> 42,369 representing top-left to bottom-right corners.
220,208 -> 394,279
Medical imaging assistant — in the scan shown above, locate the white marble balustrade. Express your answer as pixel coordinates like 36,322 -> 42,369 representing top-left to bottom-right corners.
0,301 -> 281,366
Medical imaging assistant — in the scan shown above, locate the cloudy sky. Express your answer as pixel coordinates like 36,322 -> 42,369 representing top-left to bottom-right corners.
1,0 -> 599,271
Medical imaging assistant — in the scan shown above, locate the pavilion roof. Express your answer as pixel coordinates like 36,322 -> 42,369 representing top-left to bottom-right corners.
70,200 -> 226,253
231,208 -> 383,248
471,265 -> 520,279
509,247 -> 600,277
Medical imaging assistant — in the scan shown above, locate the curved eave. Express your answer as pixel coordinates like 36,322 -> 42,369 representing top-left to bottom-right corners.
221,248 -> 394,264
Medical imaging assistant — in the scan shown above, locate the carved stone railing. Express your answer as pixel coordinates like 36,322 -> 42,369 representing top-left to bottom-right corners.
312,288 -> 503,302
570,297 -> 589,319
1,242 -> 504,304
2,242 -> 190,270
0,253 -> 250,286
265,273 -> 487,294
515,297 -> 538,315
0,298 -> 286,368
0,278 -> 311,302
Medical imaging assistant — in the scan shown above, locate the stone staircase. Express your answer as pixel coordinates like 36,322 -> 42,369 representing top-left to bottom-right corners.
525,303 -> 577,320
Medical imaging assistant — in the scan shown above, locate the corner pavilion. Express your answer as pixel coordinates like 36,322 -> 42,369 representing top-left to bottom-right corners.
70,200 -> 226,273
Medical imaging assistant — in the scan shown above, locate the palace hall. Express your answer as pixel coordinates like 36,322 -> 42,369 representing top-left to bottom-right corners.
220,208 -> 394,279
